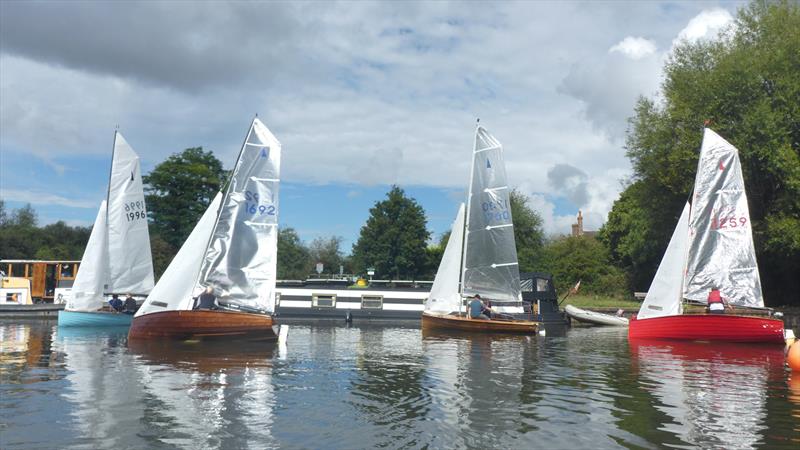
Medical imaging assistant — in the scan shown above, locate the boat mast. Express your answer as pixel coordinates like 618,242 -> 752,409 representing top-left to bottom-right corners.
459,121 -> 480,314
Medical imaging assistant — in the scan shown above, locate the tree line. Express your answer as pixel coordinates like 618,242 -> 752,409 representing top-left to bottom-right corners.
2,1 -> 795,305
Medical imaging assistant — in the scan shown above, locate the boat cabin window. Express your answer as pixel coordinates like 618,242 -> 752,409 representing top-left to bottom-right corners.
520,279 -> 533,292
8,263 -> 28,278
312,294 -> 336,308
536,278 -> 549,292
361,295 -> 383,309
60,263 -> 75,278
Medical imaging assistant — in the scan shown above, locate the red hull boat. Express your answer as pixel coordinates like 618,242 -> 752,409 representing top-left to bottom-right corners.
628,314 -> 784,344
129,310 -> 277,341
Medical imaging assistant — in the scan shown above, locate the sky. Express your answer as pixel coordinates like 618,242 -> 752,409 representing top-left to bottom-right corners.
0,0 -> 743,251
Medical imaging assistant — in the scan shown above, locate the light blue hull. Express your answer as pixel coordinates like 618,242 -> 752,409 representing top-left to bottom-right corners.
57,310 -> 134,328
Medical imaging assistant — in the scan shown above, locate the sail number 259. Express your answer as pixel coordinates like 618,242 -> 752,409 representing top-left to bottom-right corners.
244,190 -> 276,216
711,215 -> 747,230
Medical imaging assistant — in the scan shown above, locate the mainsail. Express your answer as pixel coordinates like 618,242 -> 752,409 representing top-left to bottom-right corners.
461,126 -> 522,310
106,132 -> 154,294
136,117 -> 282,317
426,203 -> 466,314
638,202 -> 690,319
683,129 -> 763,307
68,201 -> 109,312
67,132 -> 154,312
196,118 -> 281,312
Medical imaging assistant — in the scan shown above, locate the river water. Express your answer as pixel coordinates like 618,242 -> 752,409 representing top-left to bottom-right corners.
1,320 -> 799,449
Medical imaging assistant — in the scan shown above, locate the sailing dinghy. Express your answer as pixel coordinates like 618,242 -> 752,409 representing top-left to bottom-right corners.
58,132 -> 155,327
129,117 -> 281,341
421,126 -> 539,334
629,128 -> 784,343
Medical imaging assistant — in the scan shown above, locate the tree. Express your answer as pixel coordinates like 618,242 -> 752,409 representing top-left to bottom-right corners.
309,236 -> 346,275
351,186 -> 431,279
604,1 -> 800,305
277,227 -> 310,279
149,234 -> 176,280
143,147 -> 226,248
0,203 -> 90,260
540,235 -> 628,297
509,189 -> 545,272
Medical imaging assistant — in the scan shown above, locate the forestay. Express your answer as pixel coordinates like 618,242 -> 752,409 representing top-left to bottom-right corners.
461,126 -> 522,310
196,118 -> 281,313
639,202 -> 690,319
135,193 -> 223,317
683,129 -> 763,307
106,132 -> 155,295
68,202 -> 109,312
426,203 -> 466,313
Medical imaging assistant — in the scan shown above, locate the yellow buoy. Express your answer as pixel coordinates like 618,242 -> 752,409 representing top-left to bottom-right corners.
788,340 -> 800,372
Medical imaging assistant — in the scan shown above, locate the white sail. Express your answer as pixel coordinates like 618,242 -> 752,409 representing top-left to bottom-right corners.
106,132 -> 155,295
135,193 -> 223,317
638,202 -> 690,319
68,202 -> 109,312
196,118 -> 281,313
426,203 -> 466,313
461,126 -> 522,311
684,129 -> 763,307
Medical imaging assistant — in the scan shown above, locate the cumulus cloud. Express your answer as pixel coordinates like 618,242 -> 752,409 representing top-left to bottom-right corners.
0,1 -> 740,235
609,37 -> 657,60
1,189 -> 98,209
673,8 -> 734,47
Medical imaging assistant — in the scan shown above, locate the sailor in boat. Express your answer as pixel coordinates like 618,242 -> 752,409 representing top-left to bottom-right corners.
468,294 -> 492,320
707,288 -> 726,314
194,286 -> 219,310
109,294 -> 124,312
123,293 -> 138,314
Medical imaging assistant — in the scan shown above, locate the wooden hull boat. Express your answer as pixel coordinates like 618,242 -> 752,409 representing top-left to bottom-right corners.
58,310 -> 133,327
565,304 -> 628,327
421,311 -> 539,334
628,314 -> 785,343
129,310 -> 277,341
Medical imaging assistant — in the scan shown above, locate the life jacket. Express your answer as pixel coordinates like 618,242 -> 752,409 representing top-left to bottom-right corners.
707,289 -> 723,304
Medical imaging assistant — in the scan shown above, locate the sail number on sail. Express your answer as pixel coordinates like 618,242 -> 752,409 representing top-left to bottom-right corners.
710,214 -> 747,230
482,199 -> 510,223
244,190 -> 276,216
124,201 -> 147,222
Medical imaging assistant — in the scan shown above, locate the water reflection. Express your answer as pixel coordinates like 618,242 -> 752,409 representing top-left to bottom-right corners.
630,339 -> 785,449
1,321 -> 799,449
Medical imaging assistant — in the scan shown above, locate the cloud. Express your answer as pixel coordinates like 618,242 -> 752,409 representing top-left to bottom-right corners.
0,1 -> 740,239
547,164 -> 589,207
1,189 -> 98,209
609,37 -> 657,60
673,8 -> 734,47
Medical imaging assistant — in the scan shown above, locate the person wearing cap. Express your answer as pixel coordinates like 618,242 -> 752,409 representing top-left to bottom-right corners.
707,288 -> 726,314
468,294 -> 492,320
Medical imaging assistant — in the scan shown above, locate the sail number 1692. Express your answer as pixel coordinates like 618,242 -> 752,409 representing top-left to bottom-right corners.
244,190 -> 276,216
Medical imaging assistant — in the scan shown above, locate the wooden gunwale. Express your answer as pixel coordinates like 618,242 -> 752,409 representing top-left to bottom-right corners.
421,311 -> 539,334
129,309 -> 277,341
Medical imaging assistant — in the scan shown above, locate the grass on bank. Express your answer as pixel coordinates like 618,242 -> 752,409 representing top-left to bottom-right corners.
560,294 -> 641,309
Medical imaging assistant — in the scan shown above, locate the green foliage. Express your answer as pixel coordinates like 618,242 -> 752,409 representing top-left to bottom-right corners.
0,203 -> 90,260
604,0 -> 800,305
277,227 -> 311,279
309,236 -> 347,275
540,235 -> 628,297
351,186 -> 431,279
143,147 -> 226,249
149,234 -> 176,280
509,188 -> 545,272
